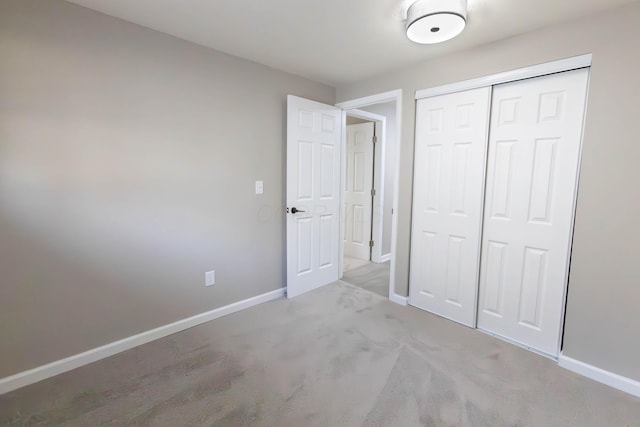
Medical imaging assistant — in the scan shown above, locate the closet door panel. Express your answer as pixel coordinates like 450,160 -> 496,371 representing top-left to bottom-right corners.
409,87 -> 491,327
477,68 -> 589,356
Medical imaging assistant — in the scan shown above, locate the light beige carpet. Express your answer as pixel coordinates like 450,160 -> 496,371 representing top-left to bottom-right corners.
343,261 -> 390,298
343,256 -> 370,273
1,281 -> 639,426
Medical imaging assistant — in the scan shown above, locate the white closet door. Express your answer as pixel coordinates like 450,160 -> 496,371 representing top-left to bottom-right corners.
344,122 -> 375,261
477,68 -> 589,356
409,87 -> 491,327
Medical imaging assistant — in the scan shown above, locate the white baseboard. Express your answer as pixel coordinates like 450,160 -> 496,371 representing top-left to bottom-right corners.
379,253 -> 391,263
0,287 -> 286,395
390,293 -> 408,306
558,353 -> 640,398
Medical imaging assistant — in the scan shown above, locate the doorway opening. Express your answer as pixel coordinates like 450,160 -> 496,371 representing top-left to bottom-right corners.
342,114 -> 385,297
336,90 -> 402,303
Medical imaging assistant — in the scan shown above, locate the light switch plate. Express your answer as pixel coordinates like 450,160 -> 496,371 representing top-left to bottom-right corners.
255,180 -> 264,195
205,270 -> 215,287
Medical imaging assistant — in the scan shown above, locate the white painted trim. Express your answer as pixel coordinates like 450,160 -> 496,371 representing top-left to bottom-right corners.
337,89 -> 403,303
346,109 -> 386,123
0,287 -> 286,395
338,110 -> 347,279
379,253 -> 391,263
337,89 -> 402,110
558,354 -> 640,398
415,54 -> 592,99
388,94 -> 402,305
390,293 -> 409,306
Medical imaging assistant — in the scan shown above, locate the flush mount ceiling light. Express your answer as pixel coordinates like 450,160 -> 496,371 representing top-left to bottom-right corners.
406,0 -> 468,44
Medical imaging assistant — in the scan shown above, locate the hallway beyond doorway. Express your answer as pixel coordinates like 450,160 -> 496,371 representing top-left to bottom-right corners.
344,256 -> 370,273
342,261 -> 390,298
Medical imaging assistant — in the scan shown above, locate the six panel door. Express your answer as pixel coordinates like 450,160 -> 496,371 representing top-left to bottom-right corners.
344,122 -> 375,261
476,68 -> 589,355
286,95 -> 342,298
409,87 -> 491,327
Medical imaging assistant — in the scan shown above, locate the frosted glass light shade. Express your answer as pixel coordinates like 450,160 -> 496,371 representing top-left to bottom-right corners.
406,0 -> 467,44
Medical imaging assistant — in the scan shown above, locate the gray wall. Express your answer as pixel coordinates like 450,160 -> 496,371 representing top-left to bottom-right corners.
337,2 -> 640,382
0,0 -> 334,378
358,102 -> 396,257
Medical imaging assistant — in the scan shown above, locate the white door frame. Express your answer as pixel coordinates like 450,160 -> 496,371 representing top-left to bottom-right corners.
337,90 -> 404,304
412,54 -> 593,355
346,109 -> 387,263
415,54 -> 592,100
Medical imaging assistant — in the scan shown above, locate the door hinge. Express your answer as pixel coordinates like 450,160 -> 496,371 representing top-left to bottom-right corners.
369,240 -> 374,248
371,188 -> 376,197
372,135 -> 377,144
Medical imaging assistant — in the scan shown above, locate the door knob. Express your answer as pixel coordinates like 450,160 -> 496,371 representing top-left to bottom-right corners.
290,207 -> 306,214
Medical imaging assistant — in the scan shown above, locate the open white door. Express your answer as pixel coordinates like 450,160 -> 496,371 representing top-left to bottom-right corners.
344,122 -> 375,261
286,95 -> 342,298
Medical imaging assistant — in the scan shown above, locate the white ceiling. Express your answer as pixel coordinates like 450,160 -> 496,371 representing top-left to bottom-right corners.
65,0 -> 637,86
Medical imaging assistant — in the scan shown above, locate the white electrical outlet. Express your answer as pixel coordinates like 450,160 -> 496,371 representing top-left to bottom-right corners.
205,270 -> 216,287
255,180 -> 264,195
